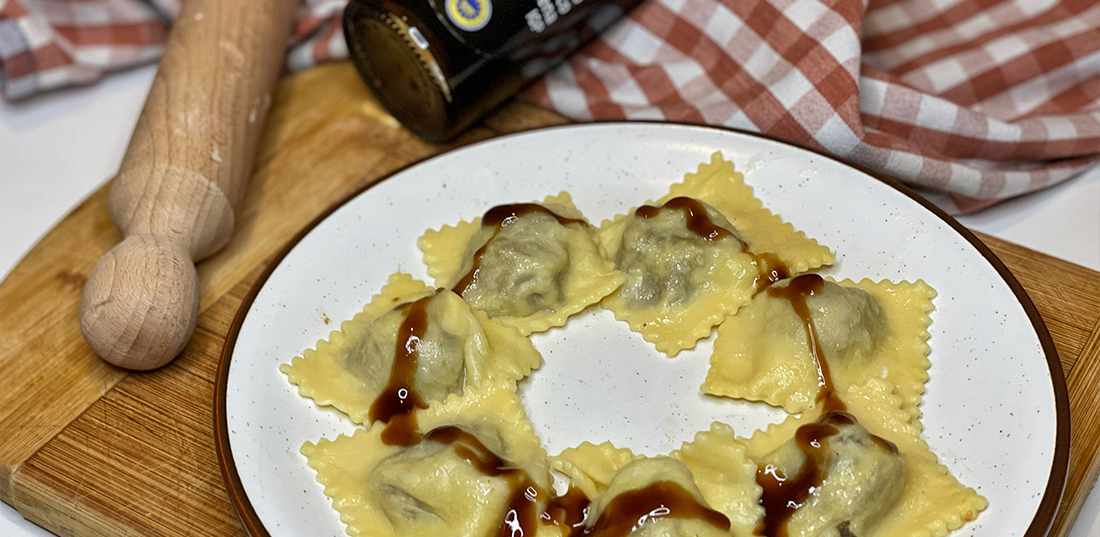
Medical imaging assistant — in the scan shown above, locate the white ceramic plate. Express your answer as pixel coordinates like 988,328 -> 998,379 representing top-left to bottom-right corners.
216,123 -> 1067,537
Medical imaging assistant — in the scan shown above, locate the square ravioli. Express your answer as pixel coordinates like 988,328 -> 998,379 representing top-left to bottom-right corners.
598,152 -> 835,356
671,423 -> 765,536
583,457 -> 736,536
740,378 -> 987,537
551,443 -> 748,536
703,275 -> 935,419
281,272 -> 541,425
419,192 -> 624,335
302,382 -> 555,537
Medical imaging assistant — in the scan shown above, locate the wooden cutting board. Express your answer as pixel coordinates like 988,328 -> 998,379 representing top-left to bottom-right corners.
1,62 -> 1097,537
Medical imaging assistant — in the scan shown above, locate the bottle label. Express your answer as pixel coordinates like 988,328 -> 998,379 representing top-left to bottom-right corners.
445,0 -> 493,31
525,0 -> 584,32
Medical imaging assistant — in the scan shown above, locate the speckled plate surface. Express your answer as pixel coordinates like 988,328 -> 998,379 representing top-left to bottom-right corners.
215,123 -> 1067,537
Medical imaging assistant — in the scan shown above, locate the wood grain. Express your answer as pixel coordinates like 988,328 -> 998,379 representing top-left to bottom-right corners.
0,190 -> 125,504
1,62 -> 1097,537
80,0 -> 299,370
972,231 -> 1100,377
1052,318 -> 1100,537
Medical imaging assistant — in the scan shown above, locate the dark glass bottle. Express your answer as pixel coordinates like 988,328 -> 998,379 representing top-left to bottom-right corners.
343,0 -> 642,142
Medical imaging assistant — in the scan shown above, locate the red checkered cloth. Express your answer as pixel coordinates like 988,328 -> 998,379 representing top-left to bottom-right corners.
2,0 -> 1097,212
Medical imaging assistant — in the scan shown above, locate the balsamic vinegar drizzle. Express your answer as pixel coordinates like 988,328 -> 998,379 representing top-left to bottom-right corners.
368,294 -> 435,446
419,428 -> 597,537
756,411 -> 854,537
635,197 -> 734,241
419,427 -> 543,537
406,427 -> 739,537
584,481 -> 731,537
756,273 -> 899,536
379,420 -> 729,537
755,410 -> 899,537
757,274 -> 844,537
452,203 -> 589,296
751,252 -> 789,292
633,197 -> 790,292
543,485 -> 591,537
360,285 -> 583,536
766,273 -> 846,413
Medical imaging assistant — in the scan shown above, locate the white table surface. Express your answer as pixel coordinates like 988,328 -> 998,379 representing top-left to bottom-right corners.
1,63 -> 1097,537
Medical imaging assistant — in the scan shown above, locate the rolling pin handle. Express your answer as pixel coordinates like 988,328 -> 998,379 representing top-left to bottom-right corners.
80,234 -> 198,370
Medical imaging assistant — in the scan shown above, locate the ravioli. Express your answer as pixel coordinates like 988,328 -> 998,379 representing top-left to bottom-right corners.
599,152 -> 835,356
703,275 -> 935,418
419,192 -> 624,335
670,423 -> 765,536
550,441 -> 761,536
756,411 -> 906,537
281,273 -> 541,425
741,378 -> 987,537
584,458 -> 732,536
550,441 -> 644,500
302,382 -> 555,537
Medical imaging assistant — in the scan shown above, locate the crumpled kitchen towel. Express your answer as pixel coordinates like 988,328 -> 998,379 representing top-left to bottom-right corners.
2,0 -> 1097,212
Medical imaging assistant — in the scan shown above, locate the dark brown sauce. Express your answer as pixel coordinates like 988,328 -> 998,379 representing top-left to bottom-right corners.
751,252 -> 790,292
766,274 -> 846,412
636,197 -> 732,241
543,485 -> 591,537
452,203 -> 589,296
583,480 -> 731,537
633,197 -> 790,292
369,294 -> 434,446
422,426 -> 542,537
755,410 -> 899,536
756,411 -> 851,537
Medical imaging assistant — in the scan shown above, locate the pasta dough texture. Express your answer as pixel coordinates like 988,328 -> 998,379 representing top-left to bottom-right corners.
302,382 -> 554,537
703,277 -> 935,418
419,192 -> 624,335
598,152 -> 835,356
742,379 -> 986,537
670,423 -> 765,536
550,441 -> 643,500
281,273 -> 541,425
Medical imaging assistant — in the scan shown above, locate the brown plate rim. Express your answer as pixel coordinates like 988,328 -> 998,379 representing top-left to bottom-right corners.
214,121 -> 1069,537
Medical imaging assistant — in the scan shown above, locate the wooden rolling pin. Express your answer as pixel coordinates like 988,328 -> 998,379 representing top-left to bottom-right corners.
80,0 -> 299,370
